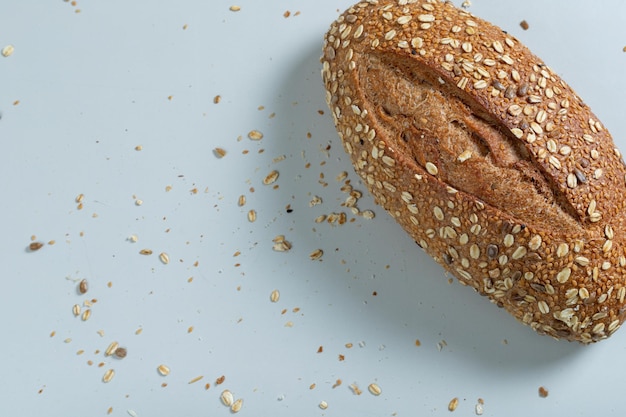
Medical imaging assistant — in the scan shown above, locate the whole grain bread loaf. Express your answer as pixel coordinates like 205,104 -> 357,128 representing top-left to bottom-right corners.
321,0 -> 626,343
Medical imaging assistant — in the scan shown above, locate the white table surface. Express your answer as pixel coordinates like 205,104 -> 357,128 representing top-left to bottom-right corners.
2,1 -> 625,416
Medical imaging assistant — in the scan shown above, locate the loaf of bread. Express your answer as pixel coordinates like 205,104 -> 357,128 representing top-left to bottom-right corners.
321,0 -> 626,343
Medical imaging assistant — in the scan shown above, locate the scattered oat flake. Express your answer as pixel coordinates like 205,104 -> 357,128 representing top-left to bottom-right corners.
104,341 -> 119,356
270,289 -> 280,303
283,10 -> 290,18
538,386 -> 549,398
247,210 -> 257,222
520,20 -> 529,30
229,5 -> 241,11
213,147 -> 227,158
263,170 -> 279,185
248,130 -> 263,140
139,249 -> 153,255
134,145 -> 142,151
350,384 -> 362,395
319,401 -> 328,410
221,390 -> 234,407
448,397 -> 459,411
309,196 -> 322,206
157,364 -> 170,376
159,252 -> 170,264
309,249 -> 323,260
127,410 -> 138,417
213,95 -> 221,104
368,383 -> 382,396
102,369 -> 115,383
475,401 -> 484,415
1,45 -> 14,57
272,235 -> 292,252
81,309 -> 91,321
231,398 -> 243,413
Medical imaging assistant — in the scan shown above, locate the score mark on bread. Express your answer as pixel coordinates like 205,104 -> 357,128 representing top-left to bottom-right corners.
322,0 -> 626,343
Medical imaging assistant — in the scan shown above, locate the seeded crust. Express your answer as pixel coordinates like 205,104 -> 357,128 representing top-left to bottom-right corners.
321,0 -> 626,343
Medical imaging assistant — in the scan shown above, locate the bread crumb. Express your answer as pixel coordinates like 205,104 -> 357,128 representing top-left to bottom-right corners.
538,386 -> 549,398
520,20 -> 529,30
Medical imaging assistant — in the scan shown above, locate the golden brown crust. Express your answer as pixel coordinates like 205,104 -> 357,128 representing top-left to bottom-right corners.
321,0 -> 626,343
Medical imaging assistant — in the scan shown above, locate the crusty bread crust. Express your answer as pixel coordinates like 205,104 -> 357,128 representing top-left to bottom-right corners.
321,0 -> 626,343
